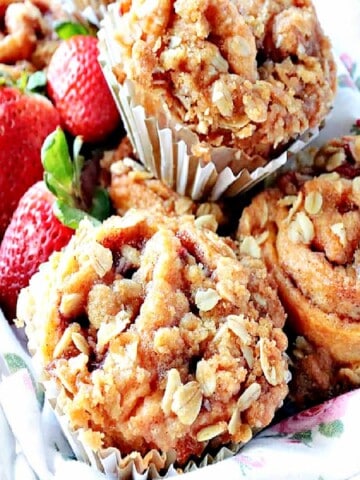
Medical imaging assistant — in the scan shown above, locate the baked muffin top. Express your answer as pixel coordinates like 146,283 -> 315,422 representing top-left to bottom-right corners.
237,136 -> 360,404
112,0 -> 336,168
19,210 -> 289,465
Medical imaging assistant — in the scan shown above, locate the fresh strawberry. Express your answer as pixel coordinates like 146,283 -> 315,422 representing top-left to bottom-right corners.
0,127 -> 111,320
0,181 -> 74,320
0,86 -> 61,238
47,35 -> 120,143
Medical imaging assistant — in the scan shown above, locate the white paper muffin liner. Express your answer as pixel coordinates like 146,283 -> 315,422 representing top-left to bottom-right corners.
58,0 -> 108,25
40,377 -> 254,479
36,354 -> 289,480
98,3 -> 320,201
42,378 -> 177,479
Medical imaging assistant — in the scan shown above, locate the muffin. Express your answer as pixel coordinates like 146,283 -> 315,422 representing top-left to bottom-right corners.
0,0 -> 95,71
18,210 -> 289,471
102,136 -> 227,226
99,0 -> 335,197
237,135 -> 360,406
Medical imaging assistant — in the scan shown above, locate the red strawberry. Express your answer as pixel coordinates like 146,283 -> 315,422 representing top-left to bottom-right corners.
0,181 -> 73,320
0,87 -> 61,238
47,35 -> 120,143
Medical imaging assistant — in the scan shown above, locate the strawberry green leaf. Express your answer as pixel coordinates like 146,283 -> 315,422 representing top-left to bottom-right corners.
16,72 -> 29,92
72,135 -> 85,196
55,21 -> 89,40
90,187 -> 111,221
44,172 -> 74,206
0,71 -> 13,86
54,200 -> 100,229
42,127 -> 74,193
42,128 -> 111,230
26,71 -> 47,93
0,70 -> 46,94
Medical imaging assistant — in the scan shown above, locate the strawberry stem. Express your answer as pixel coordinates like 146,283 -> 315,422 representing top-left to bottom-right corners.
41,127 -> 110,228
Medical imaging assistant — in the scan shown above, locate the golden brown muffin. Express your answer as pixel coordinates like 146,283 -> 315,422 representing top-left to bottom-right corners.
18,211 -> 288,468
102,138 -> 226,226
237,136 -> 360,406
0,0 -> 53,66
110,0 -> 336,169
0,0 -> 98,72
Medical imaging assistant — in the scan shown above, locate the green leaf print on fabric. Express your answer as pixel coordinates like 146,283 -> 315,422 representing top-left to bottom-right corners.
338,74 -> 355,89
235,454 -> 266,476
339,53 -> 360,91
318,420 -> 344,439
4,352 -> 27,374
350,62 -> 357,78
351,120 -> 360,134
291,430 -> 313,446
3,353 -> 44,407
238,462 -> 251,476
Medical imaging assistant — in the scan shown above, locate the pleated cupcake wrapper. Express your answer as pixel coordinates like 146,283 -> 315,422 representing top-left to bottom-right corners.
30,347 -> 289,479
41,377 -> 246,479
59,0 -> 108,25
98,3 -> 319,201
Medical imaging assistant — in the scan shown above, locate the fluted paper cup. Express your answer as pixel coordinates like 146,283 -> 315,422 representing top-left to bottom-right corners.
42,378 -> 178,479
39,378 -> 255,479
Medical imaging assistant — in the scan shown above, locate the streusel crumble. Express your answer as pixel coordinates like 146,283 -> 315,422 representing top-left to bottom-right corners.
237,136 -> 360,406
18,211 -> 288,465
111,0 -> 336,168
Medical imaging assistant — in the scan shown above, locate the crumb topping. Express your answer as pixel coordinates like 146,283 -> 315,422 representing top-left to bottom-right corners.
237,136 -> 360,403
19,211 -> 288,464
112,0 -> 336,167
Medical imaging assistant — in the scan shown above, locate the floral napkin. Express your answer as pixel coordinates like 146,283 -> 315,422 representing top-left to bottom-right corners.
1,311 -> 360,480
1,1 -> 360,479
